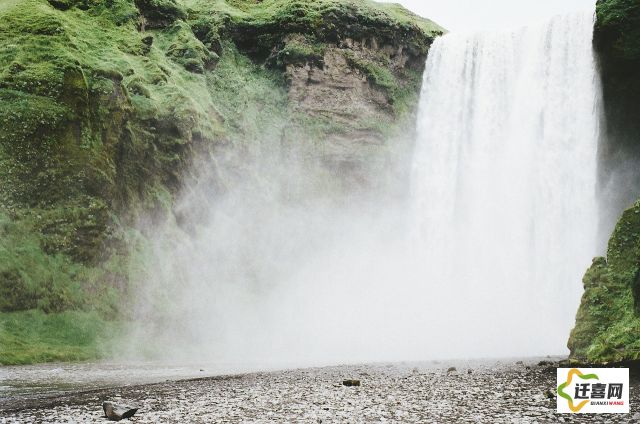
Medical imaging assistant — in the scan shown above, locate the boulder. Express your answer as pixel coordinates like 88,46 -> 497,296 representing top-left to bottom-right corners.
103,401 -> 138,421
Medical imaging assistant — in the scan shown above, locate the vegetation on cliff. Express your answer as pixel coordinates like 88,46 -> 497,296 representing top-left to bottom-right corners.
569,0 -> 640,364
0,310 -> 119,365
569,200 -> 640,363
593,0 -> 640,224
0,0 -> 442,364
595,0 -> 640,63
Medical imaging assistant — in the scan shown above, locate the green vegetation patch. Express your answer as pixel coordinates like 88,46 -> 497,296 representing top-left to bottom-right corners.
206,42 -> 288,144
276,34 -> 326,67
569,200 -> 640,363
0,310 -> 119,365
186,0 -> 444,60
596,0 -> 640,61
0,212 -> 83,313
343,51 -> 422,116
156,20 -> 219,73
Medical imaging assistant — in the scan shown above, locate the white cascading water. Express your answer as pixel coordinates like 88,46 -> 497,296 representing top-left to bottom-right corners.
410,9 -> 601,354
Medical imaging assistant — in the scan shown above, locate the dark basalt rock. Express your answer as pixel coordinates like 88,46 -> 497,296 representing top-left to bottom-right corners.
135,0 -> 186,30
103,401 -> 138,421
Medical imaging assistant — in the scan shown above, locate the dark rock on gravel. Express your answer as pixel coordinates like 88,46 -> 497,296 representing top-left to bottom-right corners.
103,401 -> 138,421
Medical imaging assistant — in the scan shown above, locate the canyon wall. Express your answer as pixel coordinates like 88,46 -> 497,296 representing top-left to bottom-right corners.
0,0 -> 442,363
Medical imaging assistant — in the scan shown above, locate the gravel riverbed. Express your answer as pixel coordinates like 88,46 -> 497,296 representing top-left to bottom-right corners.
1,358 -> 639,423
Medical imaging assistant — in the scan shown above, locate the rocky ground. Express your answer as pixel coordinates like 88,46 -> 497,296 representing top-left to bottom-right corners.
1,359 -> 639,423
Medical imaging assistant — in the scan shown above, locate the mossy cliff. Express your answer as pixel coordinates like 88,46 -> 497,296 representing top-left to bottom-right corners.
568,0 -> 640,364
569,200 -> 640,363
0,0 -> 443,363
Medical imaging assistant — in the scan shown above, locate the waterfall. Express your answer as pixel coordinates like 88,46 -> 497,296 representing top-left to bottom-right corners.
410,9 -> 601,354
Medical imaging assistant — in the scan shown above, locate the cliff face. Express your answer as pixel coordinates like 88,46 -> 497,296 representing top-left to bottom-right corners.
594,0 -> 640,238
569,0 -> 640,364
0,0 -> 442,361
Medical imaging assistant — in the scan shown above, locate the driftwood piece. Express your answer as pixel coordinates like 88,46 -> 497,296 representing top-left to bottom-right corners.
342,379 -> 361,387
102,401 -> 138,421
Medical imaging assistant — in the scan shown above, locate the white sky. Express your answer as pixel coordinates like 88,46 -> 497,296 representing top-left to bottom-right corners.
380,0 -> 596,32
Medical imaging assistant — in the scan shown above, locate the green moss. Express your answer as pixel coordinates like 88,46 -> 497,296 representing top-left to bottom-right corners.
276,34 -> 326,67
0,211 -> 82,313
156,20 -> 218,73
0,0 -> 222,220
344,52 -> 395,90
0,309 -> 120,365
186,0 -> 444,59
371,2 -> 442,35
596,0 -> 640,61
206,42 -> 288,145
342,51 -> 422,116
569,200 -> 640,363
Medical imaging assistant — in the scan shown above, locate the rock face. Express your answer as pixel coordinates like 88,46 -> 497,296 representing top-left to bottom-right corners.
0,0 -> 443,341
283,34 -> 424,184
594,0 -> 640,236
568,0 -> 640,364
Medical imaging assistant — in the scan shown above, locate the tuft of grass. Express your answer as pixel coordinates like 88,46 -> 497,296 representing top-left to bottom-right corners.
344,51 -> 396,91
276,34 -> 326,67
343,51 -> 422,116
371,1 -> 443,35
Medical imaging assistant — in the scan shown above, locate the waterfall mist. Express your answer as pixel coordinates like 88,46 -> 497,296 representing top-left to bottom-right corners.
126,9 -> 602,366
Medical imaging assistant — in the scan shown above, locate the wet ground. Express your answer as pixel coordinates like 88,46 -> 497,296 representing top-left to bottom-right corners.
1,358 -> 639,423
0,361 -> 269,399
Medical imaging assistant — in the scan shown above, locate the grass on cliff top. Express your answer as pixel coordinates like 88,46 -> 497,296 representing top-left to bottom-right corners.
0,310 -> 119,365
0,0 -> 223,173
369,1 -> 444,35
186,0 -> 445,37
